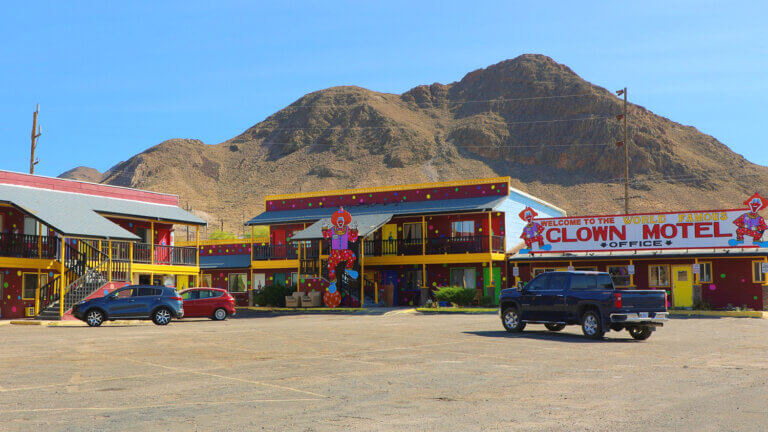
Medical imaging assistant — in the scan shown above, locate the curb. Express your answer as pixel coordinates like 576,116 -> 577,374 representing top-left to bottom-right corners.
9,320 -> 154,327
415,308 -> 498,314
669,310 -> 768,319
237,307 -> 368,313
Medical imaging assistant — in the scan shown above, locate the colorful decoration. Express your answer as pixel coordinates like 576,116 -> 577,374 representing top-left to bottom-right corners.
321,207 -> 359,308
729,193 -> 768,247
518,207 -> 551,254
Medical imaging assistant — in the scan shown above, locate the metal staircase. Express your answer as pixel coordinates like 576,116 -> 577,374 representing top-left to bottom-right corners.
35,241 -> 110,320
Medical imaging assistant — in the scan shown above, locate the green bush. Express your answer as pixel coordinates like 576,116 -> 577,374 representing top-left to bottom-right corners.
433,286 -> 477,306
252,283 -> 296,307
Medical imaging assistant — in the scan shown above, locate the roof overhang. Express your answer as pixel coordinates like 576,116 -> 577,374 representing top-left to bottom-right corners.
291,213 -> 393,241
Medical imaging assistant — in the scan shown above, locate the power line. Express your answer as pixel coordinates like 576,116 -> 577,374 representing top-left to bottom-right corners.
285,92 -> 598,108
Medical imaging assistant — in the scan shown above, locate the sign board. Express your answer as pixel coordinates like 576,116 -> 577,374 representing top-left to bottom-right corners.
567,266 -> 575,272
627,265 -> 635,275
512,267 -> 520,277
521,208 -> 764,254
692,264 -> 700,274
762,262 -> 768,274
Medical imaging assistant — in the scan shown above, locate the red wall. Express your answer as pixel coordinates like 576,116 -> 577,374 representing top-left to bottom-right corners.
0,268 -> 59,319
0,207 -> 25,234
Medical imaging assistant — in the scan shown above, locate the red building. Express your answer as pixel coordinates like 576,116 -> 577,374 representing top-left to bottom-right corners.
508,206 -> 768,310
193,177 -> 564,307
0,170 -> 205,319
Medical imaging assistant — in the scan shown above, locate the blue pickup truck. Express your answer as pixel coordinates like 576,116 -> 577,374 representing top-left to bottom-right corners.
499,271 -> 668,340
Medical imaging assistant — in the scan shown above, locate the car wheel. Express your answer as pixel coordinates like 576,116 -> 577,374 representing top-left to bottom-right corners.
86,309 -> 104,327
212,308 -> 227,321
581,310 -> 604,340
628,326 -> 653,340
152,308 -> 172,326
544,323 -> 566,332
501,307 -> 526,333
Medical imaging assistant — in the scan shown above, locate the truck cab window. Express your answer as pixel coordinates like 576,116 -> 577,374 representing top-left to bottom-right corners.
549,273 -> 568,291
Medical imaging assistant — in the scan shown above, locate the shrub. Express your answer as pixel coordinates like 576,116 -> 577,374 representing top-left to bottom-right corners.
433,286 -> 477,306
253,283 -> 295,307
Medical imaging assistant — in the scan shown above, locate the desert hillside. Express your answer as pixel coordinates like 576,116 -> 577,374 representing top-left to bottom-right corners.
60,54 -> 768,235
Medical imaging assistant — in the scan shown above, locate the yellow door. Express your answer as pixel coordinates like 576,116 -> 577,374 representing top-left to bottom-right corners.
671,265 -> 693,308
381,224 -> 398,255
176,275 -> 189,290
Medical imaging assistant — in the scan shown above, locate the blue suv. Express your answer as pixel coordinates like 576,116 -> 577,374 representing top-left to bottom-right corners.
72,285 -> 184,327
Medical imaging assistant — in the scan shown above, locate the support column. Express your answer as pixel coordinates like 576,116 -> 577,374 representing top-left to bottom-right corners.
629,259 -> 634,287
297,240 -> 302,293
360,236 -> 365,307
150,221 -> 155,265
35,268 -> 41,315
195,226 -> 200,268
108,240 -> 112,282
59,236 -> 66,317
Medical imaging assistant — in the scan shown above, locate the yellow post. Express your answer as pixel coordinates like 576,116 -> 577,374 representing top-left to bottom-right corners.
59,236 -> 66,317
34,268 -> 41,315
374,281 -> 378,304
195,226 -> 200,268
150,221 -> 155,265
421,216 -> 426,256
487,212 -> 492,253
297,239 -> 302,293
360,236 -> 365,307
108,240 -> 112,282
629,259 -> 634,287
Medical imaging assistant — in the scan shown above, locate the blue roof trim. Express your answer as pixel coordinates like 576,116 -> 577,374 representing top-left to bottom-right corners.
199,254 -> 251,269
246,196 -> 507,225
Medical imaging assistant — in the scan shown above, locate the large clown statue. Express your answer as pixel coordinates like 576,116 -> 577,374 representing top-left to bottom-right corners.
730,193 -> 768,247
321,207 -> 360,307
519,206 -> 551,254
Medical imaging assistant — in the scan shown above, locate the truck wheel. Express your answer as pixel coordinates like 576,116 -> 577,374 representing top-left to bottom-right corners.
501,307 -> 526,333
581,310 -> 604,340
544,323 -> 566,332
628,326 -> 653,340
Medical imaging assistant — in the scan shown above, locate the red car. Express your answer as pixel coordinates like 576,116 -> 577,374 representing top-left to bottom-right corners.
179,287 -> 236,320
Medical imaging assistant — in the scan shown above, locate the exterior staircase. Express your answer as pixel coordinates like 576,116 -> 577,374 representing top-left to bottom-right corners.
35,241 -> 111,320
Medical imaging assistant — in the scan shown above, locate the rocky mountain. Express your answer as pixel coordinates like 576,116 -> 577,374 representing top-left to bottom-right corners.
59,54 -> 768,235
58,166 -> 105,183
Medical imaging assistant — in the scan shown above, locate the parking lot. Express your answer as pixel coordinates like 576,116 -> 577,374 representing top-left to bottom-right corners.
1,312 -> 767,431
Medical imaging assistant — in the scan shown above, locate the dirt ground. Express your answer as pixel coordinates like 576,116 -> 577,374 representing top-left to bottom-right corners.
0,312 -> 767,431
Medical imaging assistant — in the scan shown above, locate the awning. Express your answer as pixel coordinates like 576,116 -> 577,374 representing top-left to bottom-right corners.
246,195 -> 506,226
0,183 -> 205,240
199,254 -> 252,269
291,213 -> 393,240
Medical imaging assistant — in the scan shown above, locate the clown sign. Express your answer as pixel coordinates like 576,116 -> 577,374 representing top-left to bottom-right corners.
321,207 -> 360,307
518,193 -> 768,254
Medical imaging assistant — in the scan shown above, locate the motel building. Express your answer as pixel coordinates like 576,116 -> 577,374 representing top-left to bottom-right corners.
508,201 -> 768,311
186,177 -> 564,307
0,170 -> 205,319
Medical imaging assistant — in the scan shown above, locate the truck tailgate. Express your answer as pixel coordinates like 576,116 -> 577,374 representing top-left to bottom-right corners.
619,290 -> 666,310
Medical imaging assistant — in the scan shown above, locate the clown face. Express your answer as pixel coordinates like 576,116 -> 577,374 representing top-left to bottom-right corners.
524,210 -> 534,223
335,217 -> 345,228
750,198 -> 763,213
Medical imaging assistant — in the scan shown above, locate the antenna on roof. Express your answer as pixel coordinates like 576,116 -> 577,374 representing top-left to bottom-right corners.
30,104 -> 41,174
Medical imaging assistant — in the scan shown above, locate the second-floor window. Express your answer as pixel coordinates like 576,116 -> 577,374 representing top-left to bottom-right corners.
403,223 -> 422,241
451,220 -> 475,237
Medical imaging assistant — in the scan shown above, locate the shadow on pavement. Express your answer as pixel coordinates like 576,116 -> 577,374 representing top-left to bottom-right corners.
464,329 -> 638,343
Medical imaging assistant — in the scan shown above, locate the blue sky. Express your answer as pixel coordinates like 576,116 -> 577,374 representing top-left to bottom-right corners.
1,1 -> 766,177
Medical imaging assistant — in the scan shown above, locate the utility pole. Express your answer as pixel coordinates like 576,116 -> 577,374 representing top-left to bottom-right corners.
30,104 -> 41,174
615,88 -> 629,214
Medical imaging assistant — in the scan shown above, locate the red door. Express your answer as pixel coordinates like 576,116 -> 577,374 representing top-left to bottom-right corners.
181,289 -> 202,316
273,229 -> 286,258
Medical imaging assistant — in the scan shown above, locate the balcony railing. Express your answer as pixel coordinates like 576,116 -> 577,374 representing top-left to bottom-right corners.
363,235 -> 505,257
252,243 -> 298,260
132,243 -> 197,266
0,233 -> 59,259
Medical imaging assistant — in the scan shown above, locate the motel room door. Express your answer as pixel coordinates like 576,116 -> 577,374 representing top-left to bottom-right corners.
483,267 -> 502,305
381,224 -> 398,255
273,229 -> 286,258
671,265 -> 693,308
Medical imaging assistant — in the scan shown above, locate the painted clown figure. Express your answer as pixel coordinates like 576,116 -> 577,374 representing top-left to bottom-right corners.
730,193 -> 768,247
321,207 -> 360,307
519,206 -> 551,254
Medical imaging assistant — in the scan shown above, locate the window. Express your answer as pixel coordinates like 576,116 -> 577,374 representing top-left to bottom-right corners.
649,265 -> 670,287
753,261 -> 766,283
228,273 -> 247,292
548,273 -> 568,291
23,217 -> 37,235
136,227 -> 150,244
607,266 -> 631,287
137,287 -> 161,296
526,274 -> 549,291
451,220 -> 475,237
569,274 -> 596,291
202,274 -> 212,287
533,268 -> 555,277
450,268 -> 476,289
22,273 -> 38,300
181,290 -> 199,300
403,223 -> 422,241
698,263 -> 713,283
597,274 -> 614,290
114,287 -> 135,298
